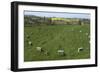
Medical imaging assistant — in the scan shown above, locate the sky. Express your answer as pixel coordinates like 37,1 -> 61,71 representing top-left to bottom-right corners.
24,11 -> 90,19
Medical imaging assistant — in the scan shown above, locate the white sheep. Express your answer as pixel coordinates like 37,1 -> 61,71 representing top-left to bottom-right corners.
57,49 -> 65,56
78,47 -> 83,53
28,41 -> 32,45
36,47 -> 42,52
79,30 -> 82,32
85,33 -> 88,36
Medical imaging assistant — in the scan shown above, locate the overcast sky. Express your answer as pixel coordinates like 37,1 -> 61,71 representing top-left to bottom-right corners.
24,11 -> 90,19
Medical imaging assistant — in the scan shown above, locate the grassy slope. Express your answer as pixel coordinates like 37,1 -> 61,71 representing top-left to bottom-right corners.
24,24 -> 90,61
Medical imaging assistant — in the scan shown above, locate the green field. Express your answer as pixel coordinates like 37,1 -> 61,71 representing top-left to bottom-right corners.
24,24 -> 90,62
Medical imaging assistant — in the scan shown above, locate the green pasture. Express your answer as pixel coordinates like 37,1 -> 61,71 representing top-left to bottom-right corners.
24,24 -> 90,62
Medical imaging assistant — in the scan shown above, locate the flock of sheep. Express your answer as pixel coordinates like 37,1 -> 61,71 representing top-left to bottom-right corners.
25,29 -> 90,57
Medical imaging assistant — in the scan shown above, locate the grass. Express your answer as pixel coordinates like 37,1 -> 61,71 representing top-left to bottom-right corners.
24,24 -> 90,62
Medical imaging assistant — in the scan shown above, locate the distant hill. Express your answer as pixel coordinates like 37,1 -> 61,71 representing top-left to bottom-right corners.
24,15 -> 90,26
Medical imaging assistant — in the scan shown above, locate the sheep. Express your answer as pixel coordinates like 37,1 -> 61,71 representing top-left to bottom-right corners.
79,30 -> 82,33
78,47 -> 84,53
31,32 -> 33,35
57,49 -> 65,56
36,47 -> 43,52
85,33 -> 88,36
28,41 -> 32,46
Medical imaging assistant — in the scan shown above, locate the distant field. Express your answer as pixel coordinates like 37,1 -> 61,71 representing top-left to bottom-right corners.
24,24 -> 90,62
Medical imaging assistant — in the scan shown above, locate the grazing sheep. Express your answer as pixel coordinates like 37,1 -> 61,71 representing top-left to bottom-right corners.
79,30 -> 82,33
28,41 -> 32,46
36,47 -> 42,52
85,33 -> 88,36
78,47 -> 83,53
57,49 -> 65,56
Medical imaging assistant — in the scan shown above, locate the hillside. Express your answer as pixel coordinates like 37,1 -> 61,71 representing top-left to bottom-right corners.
24,15 -> 90,26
